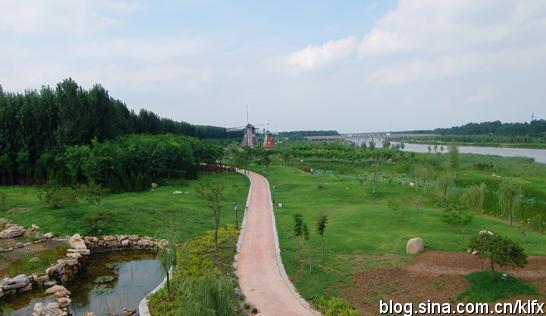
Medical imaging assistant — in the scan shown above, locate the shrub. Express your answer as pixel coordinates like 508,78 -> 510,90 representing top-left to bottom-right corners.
83,211 -> 112,234
38,184 -> 78,209
468,233 -> 527,281
312,296 -> 359,316
441,209 -> 474,227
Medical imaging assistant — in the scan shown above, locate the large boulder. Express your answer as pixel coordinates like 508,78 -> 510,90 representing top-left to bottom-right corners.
406,237 -> 424,255
32,302 -> 65,316
0,225 -> 26,239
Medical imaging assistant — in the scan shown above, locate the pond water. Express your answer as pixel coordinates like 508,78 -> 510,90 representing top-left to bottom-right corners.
352,140 -> 546,163
68,251 -> 164,316
399,142 -> 546,163
2,251 -> 164,316
3,289 -> 57,316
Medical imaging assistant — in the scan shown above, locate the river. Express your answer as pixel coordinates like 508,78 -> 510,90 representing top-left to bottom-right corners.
353,140 -> 546,163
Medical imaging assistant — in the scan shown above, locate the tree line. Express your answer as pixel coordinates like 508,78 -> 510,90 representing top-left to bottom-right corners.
434,120 -> 546,136
0,79 -> 239,185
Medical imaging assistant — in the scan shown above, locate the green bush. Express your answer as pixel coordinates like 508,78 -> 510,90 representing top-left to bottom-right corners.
312,296 -> 360,316
441,209 -> 474,227
38,184 -> 78,209
148,226 -> 239,316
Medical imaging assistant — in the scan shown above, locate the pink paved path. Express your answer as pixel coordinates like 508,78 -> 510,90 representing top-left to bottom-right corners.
237,171 -> 318,316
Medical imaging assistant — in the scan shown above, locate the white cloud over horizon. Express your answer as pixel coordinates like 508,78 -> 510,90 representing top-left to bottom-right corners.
287,36 -> 356,70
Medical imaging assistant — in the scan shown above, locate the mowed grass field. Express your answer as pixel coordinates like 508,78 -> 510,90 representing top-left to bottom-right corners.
0,172 -> 248,241
262,163 -> 546,299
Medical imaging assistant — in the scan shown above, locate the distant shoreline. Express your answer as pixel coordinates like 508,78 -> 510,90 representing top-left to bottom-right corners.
402,141 -> 546,150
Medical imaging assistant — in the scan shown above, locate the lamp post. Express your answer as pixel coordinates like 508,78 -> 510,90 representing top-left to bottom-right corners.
234,202 -> 239,230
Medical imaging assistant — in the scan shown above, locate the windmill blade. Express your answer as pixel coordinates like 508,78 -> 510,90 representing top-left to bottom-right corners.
226,126 -> 246,132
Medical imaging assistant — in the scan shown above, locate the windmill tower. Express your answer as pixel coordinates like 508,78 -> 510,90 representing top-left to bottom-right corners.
242,124 -> 259,147
227,106 -> 270,148
263,131 -> 275,149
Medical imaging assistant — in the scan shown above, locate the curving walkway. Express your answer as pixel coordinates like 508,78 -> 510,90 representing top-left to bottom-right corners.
236,170 -> 318,316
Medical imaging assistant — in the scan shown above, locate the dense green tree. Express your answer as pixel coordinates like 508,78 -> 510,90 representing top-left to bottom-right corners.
0,79 -> 240,185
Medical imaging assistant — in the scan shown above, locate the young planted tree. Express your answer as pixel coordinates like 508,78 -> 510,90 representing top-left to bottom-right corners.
437,173 -> 455,204
159,240 -> 177,301
0,191 -> 7,211
371,159 -> 381,195
468,232 -> 527,281
302,222 -> 312,273
197,182 -> 225,250
462,183 -> 486,212
414,165 -> 433,193
448,144 -> 460,171
498,179 -> 521,226
293,213 -> 304,254
316,215 -> 328,264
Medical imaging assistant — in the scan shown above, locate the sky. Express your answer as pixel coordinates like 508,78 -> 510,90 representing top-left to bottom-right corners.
1,0 -> 546,133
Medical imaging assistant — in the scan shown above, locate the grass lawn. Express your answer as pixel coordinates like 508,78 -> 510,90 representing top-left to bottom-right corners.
0,172 -> 249,241
458,271 -> 538,302
260,163 -> 546,299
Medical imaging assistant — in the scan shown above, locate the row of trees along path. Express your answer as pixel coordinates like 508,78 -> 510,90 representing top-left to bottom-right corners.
237,170 -> 318,316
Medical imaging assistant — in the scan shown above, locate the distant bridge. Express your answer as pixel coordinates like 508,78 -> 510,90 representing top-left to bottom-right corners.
305,133 -> 437,143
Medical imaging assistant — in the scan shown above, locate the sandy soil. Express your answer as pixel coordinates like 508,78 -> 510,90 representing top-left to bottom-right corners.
341,251 -> 546,315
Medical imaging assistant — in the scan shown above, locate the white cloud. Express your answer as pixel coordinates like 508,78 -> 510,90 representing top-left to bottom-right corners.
360,0 -> 546,84
288,36 -> 356,70
0,0 -> 141,35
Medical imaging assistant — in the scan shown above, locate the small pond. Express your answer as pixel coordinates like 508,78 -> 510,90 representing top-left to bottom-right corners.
69,251 -> 163,316
2,251 -> 164,316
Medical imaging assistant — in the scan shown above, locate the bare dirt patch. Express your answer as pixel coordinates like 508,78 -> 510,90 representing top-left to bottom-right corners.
340,251 -> 546,315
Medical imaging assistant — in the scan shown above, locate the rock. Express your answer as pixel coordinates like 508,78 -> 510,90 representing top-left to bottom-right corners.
57,296 -> 71,308
2,274 -> 30,290
31,273 -> 49,284
0,225 -> 26,238
0,218 -> 8,226
44,280 -> 57,287
67,248 -> 90,255
15,242 -> 24,248
69,234 -> 87,249
406,237 -> 424,254
45,285 -> 71,297
29,256 -> 41,263
31,224 -> 40,232
121,239 -> 130,246
85,313 -> 97,316
32,302 -> 64,316
43,232 -> 54,239
20,282 -> 33,292
123,307 -> 136,316
479,230 -> 493,236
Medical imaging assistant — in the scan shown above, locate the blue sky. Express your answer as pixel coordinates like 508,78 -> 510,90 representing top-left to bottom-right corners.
1,0 -> 545,132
